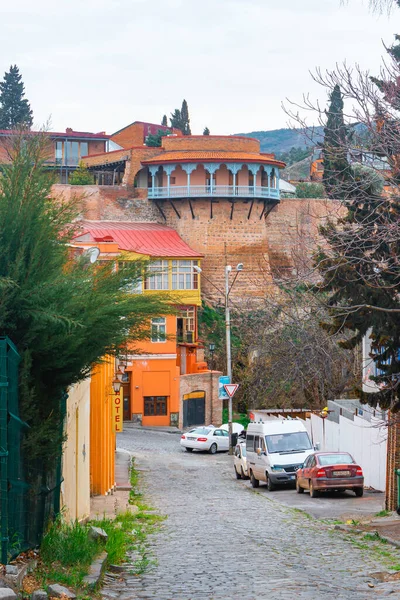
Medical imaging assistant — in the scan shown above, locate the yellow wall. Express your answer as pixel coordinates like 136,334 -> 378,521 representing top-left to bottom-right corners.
61,378 -> 91,522
90,357 -> 116,495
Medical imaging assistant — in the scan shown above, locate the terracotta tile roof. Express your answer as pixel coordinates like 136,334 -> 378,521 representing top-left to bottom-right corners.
73,221 -> 202,258
142,151 -> 285,168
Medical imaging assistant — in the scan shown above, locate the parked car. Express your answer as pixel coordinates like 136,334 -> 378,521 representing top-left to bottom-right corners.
220,422 -> 245,435
180,427 -> 229,454
295,452 -> 364,497
234,442 -> 248,479
246,419 -> 315,490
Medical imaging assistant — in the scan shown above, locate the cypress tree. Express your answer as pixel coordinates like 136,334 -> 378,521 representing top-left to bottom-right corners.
170,108 -> 182,130
161,114 -> 168,127
203,126 -> 210,135
180,99 -> 191,135
0,65 -> 33,129
322,84 -> 349,199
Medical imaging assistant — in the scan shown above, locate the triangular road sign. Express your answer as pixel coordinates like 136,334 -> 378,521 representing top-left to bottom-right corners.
224,383 -> 239,398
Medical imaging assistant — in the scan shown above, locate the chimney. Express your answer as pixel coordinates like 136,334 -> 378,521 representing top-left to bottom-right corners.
66,127 -> 73,134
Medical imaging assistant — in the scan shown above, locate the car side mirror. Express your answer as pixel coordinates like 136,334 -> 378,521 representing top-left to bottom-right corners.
314,442 -> 320,451
256,448 -> 261,455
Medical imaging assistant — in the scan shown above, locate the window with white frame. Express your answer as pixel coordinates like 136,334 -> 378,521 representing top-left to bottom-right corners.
177,307 -> 196,342
145,260 -> 169,290
119,261 -> 143,293
172,260 -> 199,290
151,317 -> 166,342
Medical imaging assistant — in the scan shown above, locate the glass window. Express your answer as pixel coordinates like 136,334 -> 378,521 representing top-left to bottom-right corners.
254,435 -> 260,451
119,261 -> 143,293
151,317 -> 166,342
55,141 -> 63,163
318,454 -> 354,466
246,434 -> 254,452
177,307 -> 196,342
66,141 -> 79,165
145,260 -> 169,290
144,396 -> 167,416
80,142 -> 88,158
265,432 -> 312,454
172,260 -> 199,290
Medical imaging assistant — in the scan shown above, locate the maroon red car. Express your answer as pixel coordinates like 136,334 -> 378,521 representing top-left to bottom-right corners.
295,452 -> 364,498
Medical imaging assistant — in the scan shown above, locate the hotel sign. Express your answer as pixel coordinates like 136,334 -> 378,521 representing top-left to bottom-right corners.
113,391 -> 123,432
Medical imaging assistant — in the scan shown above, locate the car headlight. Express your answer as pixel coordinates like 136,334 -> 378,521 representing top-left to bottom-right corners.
271,466 -> 285,472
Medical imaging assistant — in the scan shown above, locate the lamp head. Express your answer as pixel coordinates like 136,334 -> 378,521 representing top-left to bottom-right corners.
112,378 -> 121,393
236,263 -> 244,272
193,265 -> 202,273
226,265 -> 232,273
209,343 -> 215,352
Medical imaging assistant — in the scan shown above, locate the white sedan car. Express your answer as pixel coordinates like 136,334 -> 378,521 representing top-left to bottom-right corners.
234,442 -> 248,479
180,426 -> 229,454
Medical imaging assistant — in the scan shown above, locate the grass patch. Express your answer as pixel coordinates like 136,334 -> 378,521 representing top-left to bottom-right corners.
375,509 -> 392,518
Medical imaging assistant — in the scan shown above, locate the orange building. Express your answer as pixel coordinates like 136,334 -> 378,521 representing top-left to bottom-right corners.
71,220 -> 218,429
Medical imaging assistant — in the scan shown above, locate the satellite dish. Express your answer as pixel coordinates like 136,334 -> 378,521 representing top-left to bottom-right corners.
84,247 -> 100,263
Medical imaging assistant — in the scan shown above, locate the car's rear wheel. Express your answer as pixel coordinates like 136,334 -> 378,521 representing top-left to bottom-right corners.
250,471 -> 259,488
235,466 -> 241,479
309,480 -> 319,498
209,443 -> 217,455
354,487 -> 364,497
296,478 -> 304,494
266,474 -> 276,492
185,447 -> 193,452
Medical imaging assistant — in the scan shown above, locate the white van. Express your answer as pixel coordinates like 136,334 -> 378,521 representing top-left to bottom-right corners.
246,419 -> 315,491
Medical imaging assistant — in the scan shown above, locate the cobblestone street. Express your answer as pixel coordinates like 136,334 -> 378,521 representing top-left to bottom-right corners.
101,427 -> 400,600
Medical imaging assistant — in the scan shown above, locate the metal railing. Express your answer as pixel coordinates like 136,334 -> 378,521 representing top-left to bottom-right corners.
148,185 -> 280,200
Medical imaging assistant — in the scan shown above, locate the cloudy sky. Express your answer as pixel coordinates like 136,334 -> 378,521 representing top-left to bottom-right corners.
0,0 -> 396,136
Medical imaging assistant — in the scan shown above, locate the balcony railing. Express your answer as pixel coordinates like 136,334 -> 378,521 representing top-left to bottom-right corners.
148,185 -> 280,201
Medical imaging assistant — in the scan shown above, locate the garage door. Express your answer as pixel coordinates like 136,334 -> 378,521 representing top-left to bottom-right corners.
183,391 -> 205,428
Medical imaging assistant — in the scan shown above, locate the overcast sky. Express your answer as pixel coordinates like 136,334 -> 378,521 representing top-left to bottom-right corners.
0,0 -> 396,136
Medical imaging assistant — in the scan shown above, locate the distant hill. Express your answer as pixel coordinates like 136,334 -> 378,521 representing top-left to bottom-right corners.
236,127 -> 324,155
282,156 -> 313,181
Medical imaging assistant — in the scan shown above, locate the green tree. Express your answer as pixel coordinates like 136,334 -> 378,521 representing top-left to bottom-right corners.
295,182 -> 325,198
0,131 -> 169,468
203,127 -> 210,135
322,84 -> 350,199
161,114 -> 168,126
146,128 -> 171,147
170,108 -> 182,130
180,99 -> 191,135
69,161 -> 94,185
0,65 -> 33,129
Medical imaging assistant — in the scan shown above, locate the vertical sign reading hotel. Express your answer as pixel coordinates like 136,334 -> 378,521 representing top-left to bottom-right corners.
113,391 -> 123,432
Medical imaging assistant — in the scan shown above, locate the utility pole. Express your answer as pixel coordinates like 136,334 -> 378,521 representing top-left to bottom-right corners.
225,265 -> 233,454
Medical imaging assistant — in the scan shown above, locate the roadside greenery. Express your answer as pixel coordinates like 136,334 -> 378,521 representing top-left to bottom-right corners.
295,182 -> 325,198
69,161 -> 94,185
28,458 -> 164,597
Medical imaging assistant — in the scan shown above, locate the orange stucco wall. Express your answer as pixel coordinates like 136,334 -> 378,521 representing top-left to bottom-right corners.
128,357 -> 180,427
90,357 -> 116,495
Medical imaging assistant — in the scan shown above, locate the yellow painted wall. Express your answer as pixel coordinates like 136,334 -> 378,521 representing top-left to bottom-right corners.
61,378 -> 91,522
90,357 -> 116,495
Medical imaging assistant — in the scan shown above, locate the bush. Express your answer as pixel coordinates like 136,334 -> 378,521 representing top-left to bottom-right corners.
69,161 -> 94,185
295,182 -> 325,198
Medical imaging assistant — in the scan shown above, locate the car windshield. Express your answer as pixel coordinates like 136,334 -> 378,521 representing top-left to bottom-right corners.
265,432 -> 312,454
189,427 -> 212,435
318,453 -> 354,466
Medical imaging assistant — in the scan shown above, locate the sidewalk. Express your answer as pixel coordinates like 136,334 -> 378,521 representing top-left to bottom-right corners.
89,448 -> 133,521
123,422 -> 182,434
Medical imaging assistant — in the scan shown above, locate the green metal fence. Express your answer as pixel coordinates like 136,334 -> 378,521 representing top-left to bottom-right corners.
0,337 -> 65,564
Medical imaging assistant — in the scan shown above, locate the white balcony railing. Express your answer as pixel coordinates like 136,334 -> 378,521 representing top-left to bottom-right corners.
148,185 -> 280,201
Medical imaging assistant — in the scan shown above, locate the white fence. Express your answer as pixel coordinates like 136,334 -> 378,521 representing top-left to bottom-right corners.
305,414 -> 387,491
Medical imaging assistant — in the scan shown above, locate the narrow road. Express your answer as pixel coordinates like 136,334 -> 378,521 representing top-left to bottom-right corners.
108,427 -> 399,600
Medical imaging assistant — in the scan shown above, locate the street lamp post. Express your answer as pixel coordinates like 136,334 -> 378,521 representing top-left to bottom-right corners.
193,263 -> 243,454
225,263 -> 243,455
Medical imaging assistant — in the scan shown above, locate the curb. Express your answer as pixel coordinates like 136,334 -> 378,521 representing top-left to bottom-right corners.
334,524 -> 400,549
82,551 -> 108,589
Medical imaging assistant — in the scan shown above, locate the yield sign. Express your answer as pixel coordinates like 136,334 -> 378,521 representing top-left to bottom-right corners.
223,383 -> 239,398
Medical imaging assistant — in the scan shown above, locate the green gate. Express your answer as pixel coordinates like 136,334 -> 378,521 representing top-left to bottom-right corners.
0,337 -> 65,564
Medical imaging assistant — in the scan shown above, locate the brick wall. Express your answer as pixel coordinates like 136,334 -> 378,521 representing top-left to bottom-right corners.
386,413 -> 400,511
162,135 -> 261,153
111,123 -> 145,149
179,371 -> 222,429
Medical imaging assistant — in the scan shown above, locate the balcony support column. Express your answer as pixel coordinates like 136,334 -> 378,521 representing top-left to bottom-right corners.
182,163 -> 197,196
163,164 -> 176,198
227,163 -> 243,196
148,165 -> 159,198
204,163 -> 220,195
248,163 -> 260,196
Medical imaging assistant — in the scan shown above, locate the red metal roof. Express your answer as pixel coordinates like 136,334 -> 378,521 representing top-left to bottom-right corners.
73,221 -> 202,258
0,129 -> 110,140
